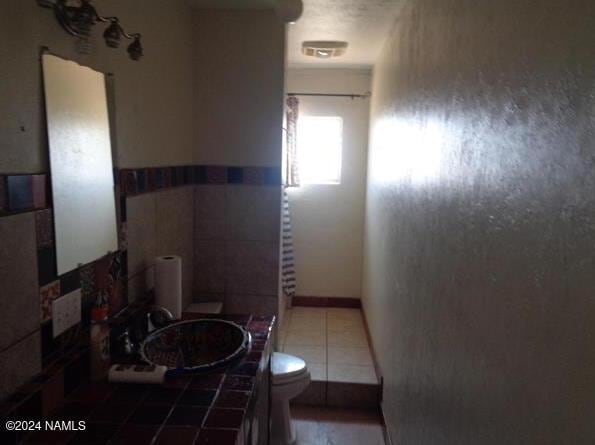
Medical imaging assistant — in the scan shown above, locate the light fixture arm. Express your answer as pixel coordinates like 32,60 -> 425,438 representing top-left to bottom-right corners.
38,0 -> 143,60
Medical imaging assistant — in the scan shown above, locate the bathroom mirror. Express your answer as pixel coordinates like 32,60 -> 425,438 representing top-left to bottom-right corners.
42,54 -> 118,275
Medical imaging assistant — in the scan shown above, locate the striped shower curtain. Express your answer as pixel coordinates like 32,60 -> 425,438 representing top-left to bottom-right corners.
281,190 -> 296,299
281,95 -> 299,300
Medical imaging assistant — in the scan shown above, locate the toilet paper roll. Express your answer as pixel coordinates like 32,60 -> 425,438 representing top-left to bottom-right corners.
154,255 -> 182,319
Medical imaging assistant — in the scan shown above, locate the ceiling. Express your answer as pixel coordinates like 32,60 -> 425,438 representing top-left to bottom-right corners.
190,0 -> 403,68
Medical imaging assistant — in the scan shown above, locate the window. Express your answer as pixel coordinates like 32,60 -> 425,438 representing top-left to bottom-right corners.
297,116 -> 343,184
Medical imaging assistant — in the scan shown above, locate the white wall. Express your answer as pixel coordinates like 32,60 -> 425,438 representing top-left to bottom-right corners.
286,69 -> 371,299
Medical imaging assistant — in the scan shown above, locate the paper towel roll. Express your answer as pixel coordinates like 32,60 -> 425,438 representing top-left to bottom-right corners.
154,255 -> 182,319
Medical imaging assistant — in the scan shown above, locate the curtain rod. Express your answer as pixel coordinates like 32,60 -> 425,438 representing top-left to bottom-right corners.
286,92 -> 371,99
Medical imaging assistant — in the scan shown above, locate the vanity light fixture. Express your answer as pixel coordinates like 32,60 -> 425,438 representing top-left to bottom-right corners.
37,0 -> 143,60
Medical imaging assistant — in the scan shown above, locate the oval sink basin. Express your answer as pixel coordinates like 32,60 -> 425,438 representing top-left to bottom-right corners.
141,319 -> 251,372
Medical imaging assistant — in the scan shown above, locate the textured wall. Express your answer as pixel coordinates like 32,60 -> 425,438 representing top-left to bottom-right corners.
363,0 -> 595,443
286,69 -> 370,298
192,10 -> 285,167
0,0 -> 194,172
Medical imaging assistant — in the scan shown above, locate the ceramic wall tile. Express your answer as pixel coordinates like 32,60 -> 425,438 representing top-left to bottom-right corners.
156,187 -> 194,309
31,175 -> 48,209
127,268 -> 154,303
34,209 -> 53,249
0,213 -> 39,351
127,193 -> 157,277
6,175 -> 33,211
194,186 -> 225,240
242,167 -> 265,186
225,294 -> 278,316
226,167 -> 243,184
194,240 -> 225,294
225,186 -> 281,241
0,176 -> 6,211
0,332 -> 41,401
225,241 -> 279,295
40,280 -> 60,323
206,166 -> 226,184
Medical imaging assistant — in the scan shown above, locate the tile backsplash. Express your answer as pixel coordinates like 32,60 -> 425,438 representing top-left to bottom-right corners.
0,164 -> 281,402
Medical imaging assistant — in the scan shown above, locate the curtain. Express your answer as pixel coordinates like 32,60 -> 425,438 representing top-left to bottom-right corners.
281,96 -> 299,300
281,189 -> 297,299
284,95 -> 300,187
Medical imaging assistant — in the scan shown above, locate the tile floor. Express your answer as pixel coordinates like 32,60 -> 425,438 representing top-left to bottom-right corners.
291,405 -> 386,445
279,307 -> 378,385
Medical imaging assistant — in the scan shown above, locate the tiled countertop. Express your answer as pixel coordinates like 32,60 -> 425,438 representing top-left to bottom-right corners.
5,314 -> 275,445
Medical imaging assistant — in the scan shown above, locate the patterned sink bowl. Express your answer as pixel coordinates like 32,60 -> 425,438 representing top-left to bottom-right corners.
141,319 -> 251,373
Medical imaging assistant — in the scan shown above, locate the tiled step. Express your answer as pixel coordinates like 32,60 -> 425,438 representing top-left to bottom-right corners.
293,380 -> 380,409
279,307 -> 381,409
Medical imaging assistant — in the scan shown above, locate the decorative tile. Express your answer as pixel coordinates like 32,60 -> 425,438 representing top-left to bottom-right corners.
154,427 -> 199,445
188,374 -> 224,390
136,169 -> 148,193
176,167 -> 186,185
79,264 -> 96,326
195,429 -> 238,445
154,168 -> 165,189
214,390 -> 250,409
41,369 -> 64,416
184,166 -> 194,184
263,167 -> 281,185
169,167 -> 180,186
31,174 -> 48,209
6,175 -> 33,211
227,167 -> 243,184
37,247 -> 57,286
178,390 -> 216,407
243,167 -> 264,185
119,222 -> 128,250
0,176 -> 7,211
41,321 -> 58,363
111,424 -> 159,445
206,166 -> 226,184
89,402 -> 138,422
40,280 -> 60,323
144,387 -> 182,404
70,422 -> 119,444
163,168 -> 173,188
120,196 -> 128,222
228,362 -> 258,377
203,408 -> 244,429
128,404 -> 172,425
108,251 -> 128,316
93,254 -> 112,293
60,269 -> 80,296
194,166 -> 207,184
146,168 -> 157,191
166,406 -> 208,427
120,170 -> 138,196
35,209 -> 54,248
105,385 -> 150,404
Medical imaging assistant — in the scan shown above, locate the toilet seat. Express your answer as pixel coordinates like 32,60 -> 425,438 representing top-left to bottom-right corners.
271,353 -> 309,386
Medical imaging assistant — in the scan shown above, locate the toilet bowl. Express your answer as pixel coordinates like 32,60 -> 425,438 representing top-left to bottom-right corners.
271,352 -> 311,445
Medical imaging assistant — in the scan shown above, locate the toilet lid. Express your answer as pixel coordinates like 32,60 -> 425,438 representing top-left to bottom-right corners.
271,352 -> 308,385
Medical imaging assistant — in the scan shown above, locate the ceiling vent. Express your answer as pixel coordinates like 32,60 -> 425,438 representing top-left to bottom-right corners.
302,41 -> 348,59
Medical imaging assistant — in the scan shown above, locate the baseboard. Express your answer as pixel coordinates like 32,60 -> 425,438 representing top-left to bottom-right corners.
361,305 -> 383,397
380,401 -> 393,445
292,296 -> 361,308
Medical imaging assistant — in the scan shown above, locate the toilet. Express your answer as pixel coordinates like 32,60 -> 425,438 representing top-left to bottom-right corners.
271,352 -> 311,445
